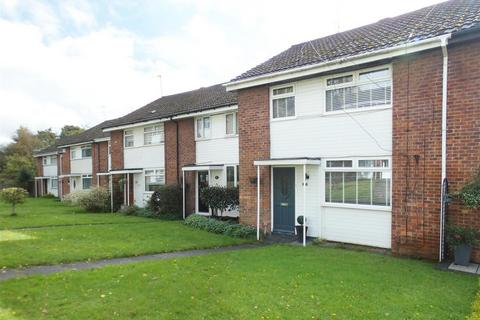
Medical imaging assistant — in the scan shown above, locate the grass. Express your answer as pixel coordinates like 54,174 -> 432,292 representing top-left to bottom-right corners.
0,198 -> 149,229
0,245 -> 477,319
0,198 -> 252,268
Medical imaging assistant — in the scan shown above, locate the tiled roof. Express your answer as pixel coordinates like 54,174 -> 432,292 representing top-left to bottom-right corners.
57,120 -> 114,147
231,0 -> 480,81
33,143 -> 60,156
103,84 -> 237,129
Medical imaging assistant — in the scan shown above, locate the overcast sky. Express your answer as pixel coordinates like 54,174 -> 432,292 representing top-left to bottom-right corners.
0,0 -> 442,144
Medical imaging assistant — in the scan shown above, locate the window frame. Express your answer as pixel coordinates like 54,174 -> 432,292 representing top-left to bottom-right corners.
124,129 -> 135,148
323,157 -> 392,211
324,66 -> 392,115
144,168 -> 165,193
81,145 -> 92,158
70,149 -> 80,160
225,165 -> 239,188
225,112 -> 238,136
51,178 -> 58,190
143,124 -> 164,146
195,116 -> 211,140
81,174 -> 92,190
270,84 -> 296,121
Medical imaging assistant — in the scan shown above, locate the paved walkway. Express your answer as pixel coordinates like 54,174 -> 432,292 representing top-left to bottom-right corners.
0,243 -> 261,282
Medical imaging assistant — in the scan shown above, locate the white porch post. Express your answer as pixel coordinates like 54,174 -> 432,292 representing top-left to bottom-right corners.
97,174 -> 100,187
303,164 -> 307,247
182,170 -> 186,220
257,165 -> 260,241
126,173 -> 130,206
123,174 -> 127,206
34,180 -> 38,198
109,175 -> 114,213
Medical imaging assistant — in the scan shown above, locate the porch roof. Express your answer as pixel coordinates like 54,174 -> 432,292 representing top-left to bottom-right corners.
58,173 -> 82,178
182,164 -> 224,172
34,176 -> 56,180
108,168 -> 143,175
254,157 -> 321,166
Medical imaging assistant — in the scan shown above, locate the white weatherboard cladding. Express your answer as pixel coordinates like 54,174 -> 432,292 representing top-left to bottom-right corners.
268,74 -> 392,248
123,124 -> 165,169
195,113 -> 239,165
133,172 -> 151,208
43,165 -> 57,177
270,77 -> 392,159
70,145 -> 92,174
46,178 -> 58,197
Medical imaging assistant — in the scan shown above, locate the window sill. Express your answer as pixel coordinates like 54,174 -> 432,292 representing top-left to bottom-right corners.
124,143 -> 164,150
270,116 -> 297,123
322,202 -> 391,212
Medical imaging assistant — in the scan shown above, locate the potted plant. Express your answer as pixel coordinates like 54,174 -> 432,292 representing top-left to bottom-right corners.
446,225 -> 480,266
295,215 -> 308,243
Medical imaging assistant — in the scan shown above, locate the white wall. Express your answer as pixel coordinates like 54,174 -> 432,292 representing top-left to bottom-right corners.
270,77 -> 392,159
123,123 -> 165,169
43,164 -> 57,177
70,145 -> 92,174
195,112 -> 239,165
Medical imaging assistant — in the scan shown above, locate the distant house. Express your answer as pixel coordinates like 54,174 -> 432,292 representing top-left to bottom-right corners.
34,144 -> 60,197
101,84 -> 238,214
225,0 -> 480,261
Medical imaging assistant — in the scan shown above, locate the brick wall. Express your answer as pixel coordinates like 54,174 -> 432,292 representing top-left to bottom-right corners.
237,86 -> 271,232
110,130 -> 124,170
445,40 -> 480,262
92,141 -> 109,188
164,119 -> 196,214
60,147 -> 70,196
392,40 -> 480,262
35,157 -> 43,177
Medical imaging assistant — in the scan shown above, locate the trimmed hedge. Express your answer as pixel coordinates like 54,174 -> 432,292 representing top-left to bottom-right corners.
184,214 -> 255,238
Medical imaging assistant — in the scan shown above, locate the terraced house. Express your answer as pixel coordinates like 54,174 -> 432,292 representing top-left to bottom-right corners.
225,0 -> 480,261
33,0 -> 480,262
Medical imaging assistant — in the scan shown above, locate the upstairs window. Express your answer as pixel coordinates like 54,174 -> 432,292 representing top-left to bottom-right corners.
145,169 -> 165,192
144,125 -> 164,145
124,130 -> 134,148
81,145 -> 92,158
326,68 -> 391,112
71,149 -> 79,160
43,157 -> 48,165
51,155 -> 57,165
226,112 -> 238,135
196,117 -> 211,139
272,86 -> 295,119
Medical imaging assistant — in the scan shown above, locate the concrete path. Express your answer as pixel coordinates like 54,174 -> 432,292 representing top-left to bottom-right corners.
0,243 -> 260,282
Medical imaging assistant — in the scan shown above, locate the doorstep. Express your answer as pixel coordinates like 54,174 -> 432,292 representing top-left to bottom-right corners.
447,262 -> 480,274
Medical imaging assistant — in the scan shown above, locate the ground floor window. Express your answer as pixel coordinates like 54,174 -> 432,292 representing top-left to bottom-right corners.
145,169 -> 165,192
226,165 -> 239,188
324,159 -> 391,207
51,178 -> 58,190
82,175 -> 92,189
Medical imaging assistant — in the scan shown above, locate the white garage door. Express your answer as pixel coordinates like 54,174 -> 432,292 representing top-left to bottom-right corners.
322,206 -> 391,248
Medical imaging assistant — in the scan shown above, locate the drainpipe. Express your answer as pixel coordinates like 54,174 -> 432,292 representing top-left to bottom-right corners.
439,34 -> 451,262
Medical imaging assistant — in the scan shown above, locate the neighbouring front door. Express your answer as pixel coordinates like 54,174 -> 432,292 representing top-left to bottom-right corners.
273,167 -> 295,233
198,171 -> 209,213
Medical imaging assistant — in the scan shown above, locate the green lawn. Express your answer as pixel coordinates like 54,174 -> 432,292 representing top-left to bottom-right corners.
0,245 -> 477,319
0,198 -> 251,268
0,198 -> 150,229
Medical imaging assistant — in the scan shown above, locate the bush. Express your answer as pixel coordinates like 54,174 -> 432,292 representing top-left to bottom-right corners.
64,187 -> 110,213
0,187 -> 29,216
119,205 -> 140,216
446,225 -> 480,247
456,176 -> 480,209
42,193 -> 56,199
148,184 -> 182,218
200,186 -> 239,217
184,214 -> 255,238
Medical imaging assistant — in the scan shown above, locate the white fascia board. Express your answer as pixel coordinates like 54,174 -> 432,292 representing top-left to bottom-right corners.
93,137 -> 110,143
225,35 -> 450,91
103,118 -> 167,132
58,141 -> 93,148
34,151 -> 58,158
254,159 -> 321,166
182,165 -> 224,172
171,105 -> 238,120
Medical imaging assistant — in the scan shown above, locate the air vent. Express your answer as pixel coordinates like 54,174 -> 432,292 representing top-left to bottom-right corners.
150,110 -> 157,114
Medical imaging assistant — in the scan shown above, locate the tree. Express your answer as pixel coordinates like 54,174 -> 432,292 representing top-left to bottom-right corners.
60,125 -> 84,138
36,128 -> 57,149
0,187 -> 29,216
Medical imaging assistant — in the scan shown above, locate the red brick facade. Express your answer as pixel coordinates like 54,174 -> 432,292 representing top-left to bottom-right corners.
60,147 -> 70,196
237,86 -> 271,232
36,157 -> 43,177
92,141 -> 109,188
165,119 -> 196,214
110,130 -> 124,170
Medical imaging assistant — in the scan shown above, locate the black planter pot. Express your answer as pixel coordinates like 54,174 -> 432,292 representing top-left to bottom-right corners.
454,244 -> 472,266
295,225 -> 308,243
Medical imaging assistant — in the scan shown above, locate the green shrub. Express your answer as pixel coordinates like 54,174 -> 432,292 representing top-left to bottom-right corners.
446,225 -> 480,247
200,186 -> 239,217
119,205 -> 140,216
148,184 -> 182,218
42,193 -> 56,199
0,187 -> 29,216
65,187 -> 110,213
184,214 -> 255,238
456,176 -> 480,209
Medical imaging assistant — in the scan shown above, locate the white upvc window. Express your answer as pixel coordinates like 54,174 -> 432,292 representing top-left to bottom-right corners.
145,169 -> 165,192
271,85 -> 295,119
82,174 -> 92,189
225,112 -> 238,135
43,157 -> 48,165
196,116 -> 211,139
144,125 -> 164,145
51,178 -> 58,190
325,67 -> 391,113
51,155 -> 57,165
71,149 -> 80,160
124,130 -> 134,148
226,165 -> 239,188
81,145 -> 92,158
324,158 -> 391,207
